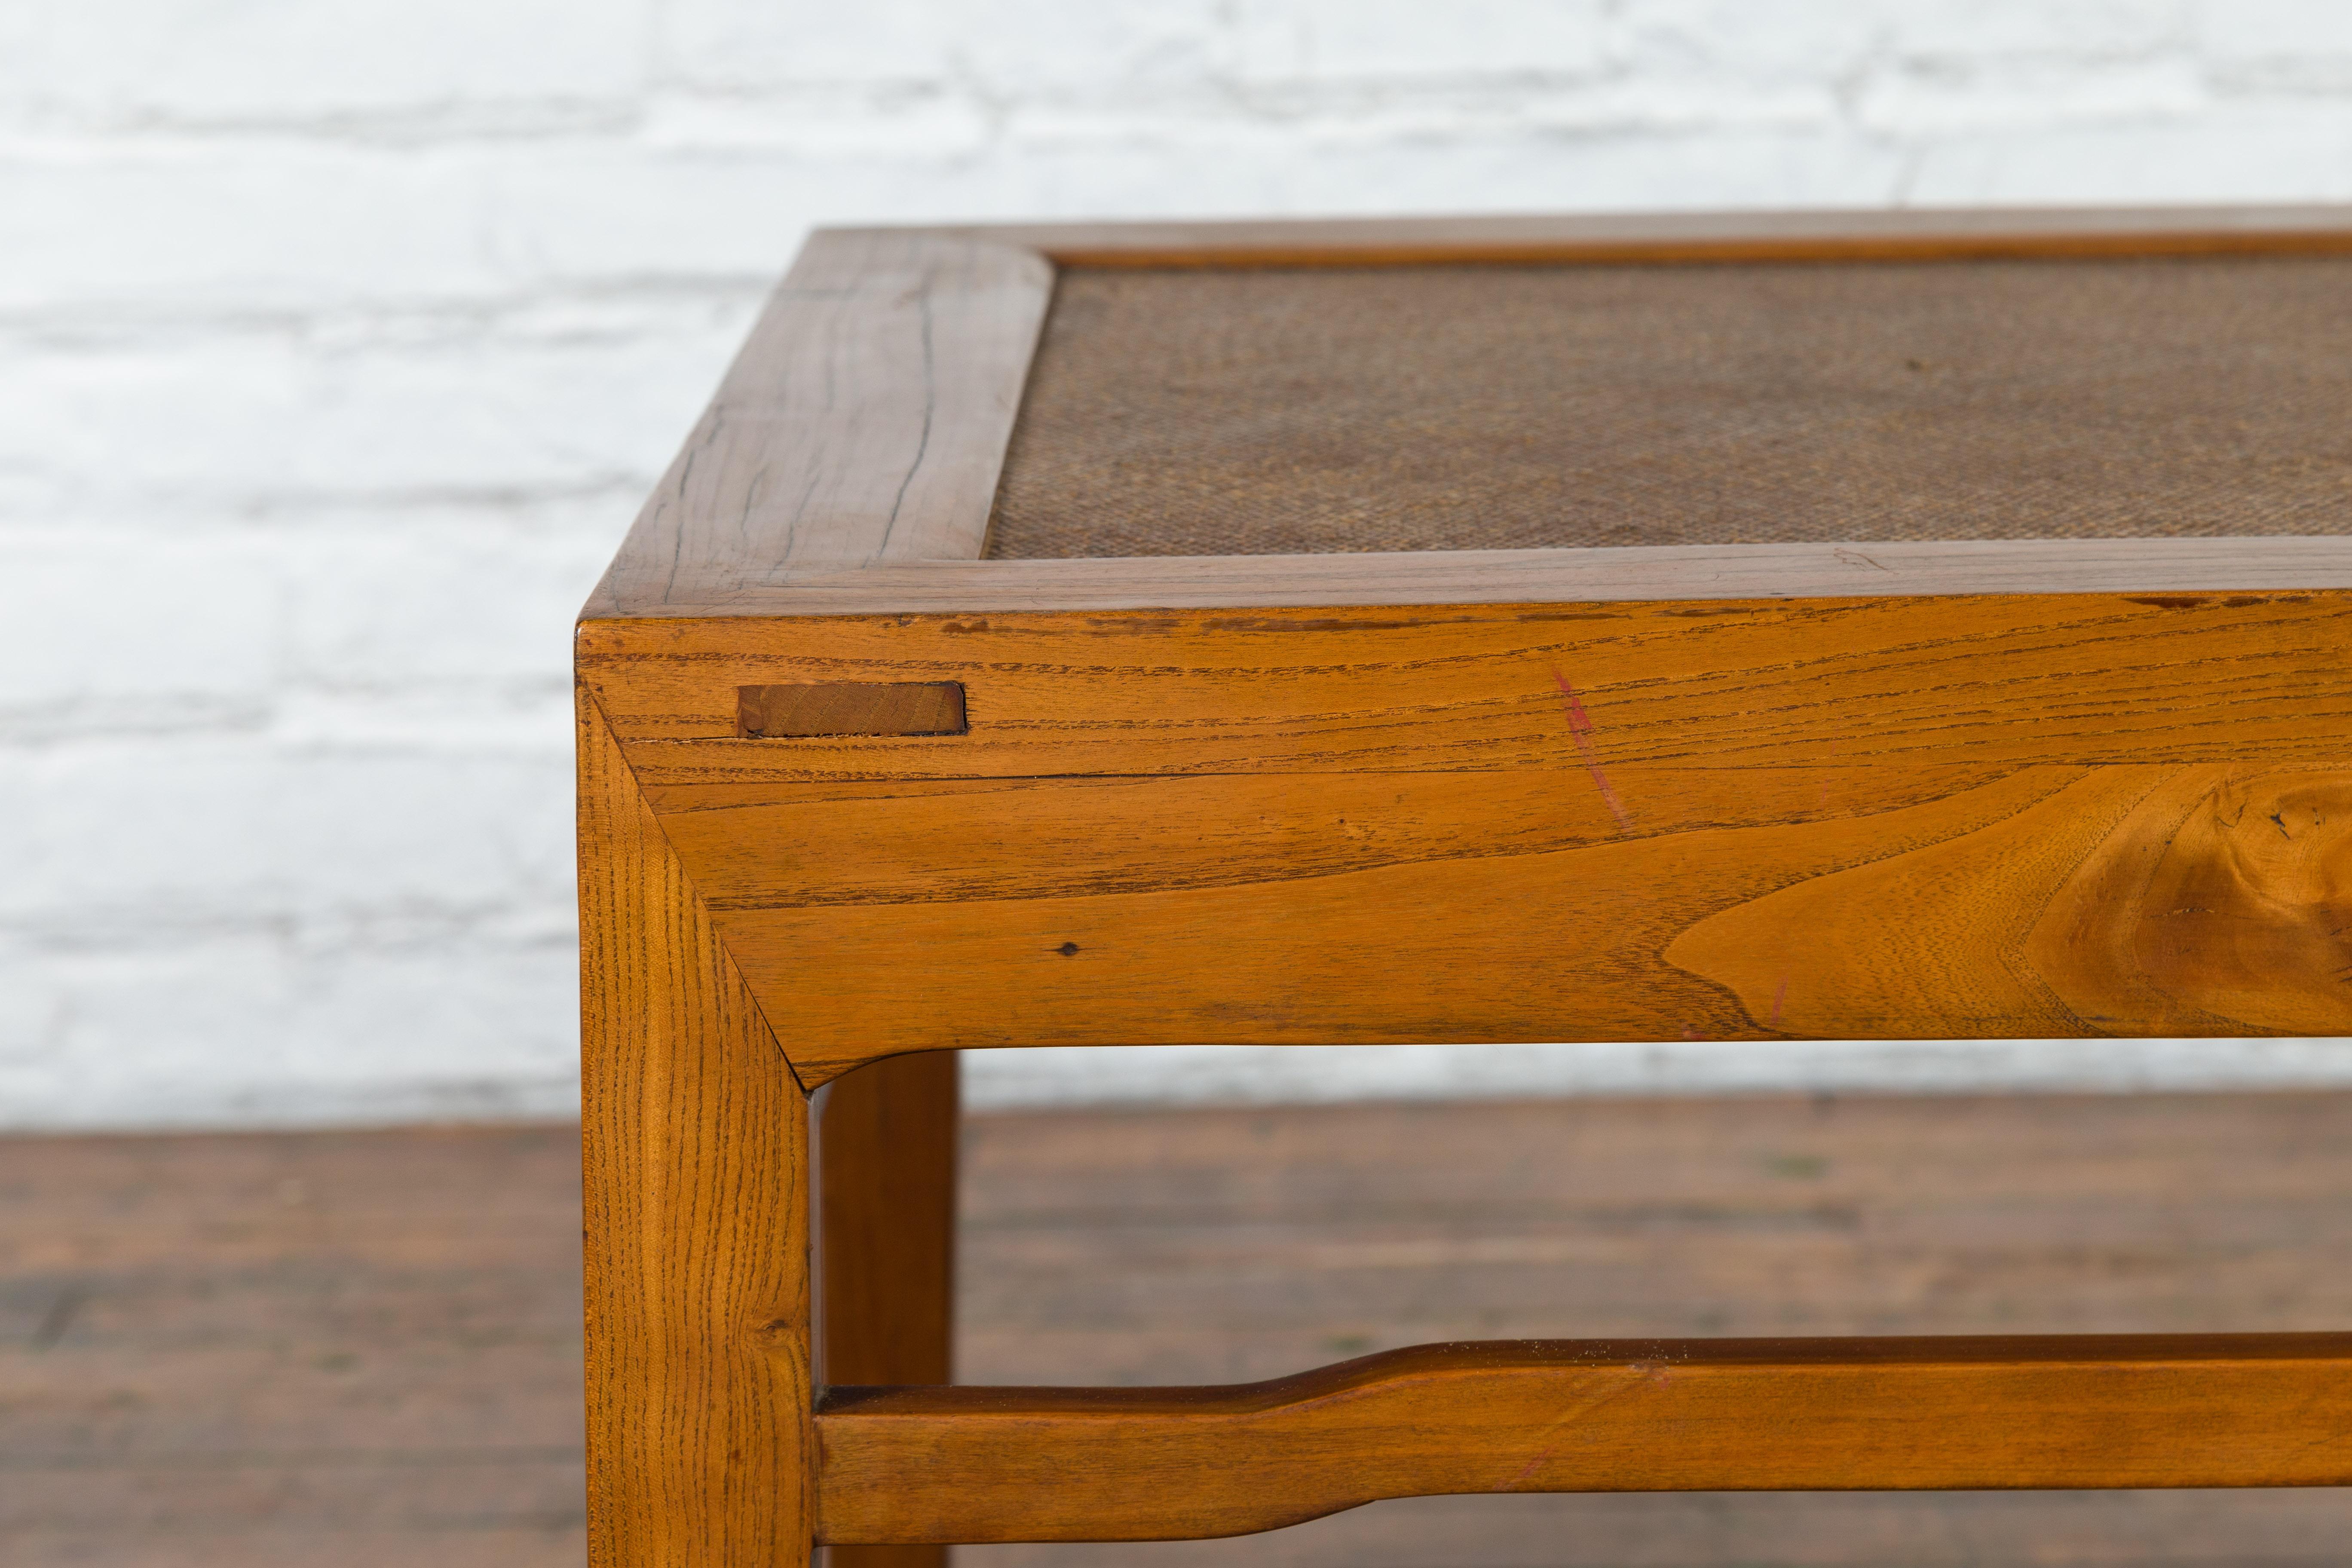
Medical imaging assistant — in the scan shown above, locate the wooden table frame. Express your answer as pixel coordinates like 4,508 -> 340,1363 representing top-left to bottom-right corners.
577,206 -> 2352,1568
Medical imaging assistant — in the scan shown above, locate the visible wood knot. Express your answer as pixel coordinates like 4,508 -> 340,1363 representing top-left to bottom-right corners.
2119,771 -> 2352,1035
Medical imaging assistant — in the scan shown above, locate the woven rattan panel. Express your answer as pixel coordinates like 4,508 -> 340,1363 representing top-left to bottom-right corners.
985,257 -> 2352,558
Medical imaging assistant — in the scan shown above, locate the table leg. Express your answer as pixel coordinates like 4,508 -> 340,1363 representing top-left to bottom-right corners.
821,1049 -> 960,1568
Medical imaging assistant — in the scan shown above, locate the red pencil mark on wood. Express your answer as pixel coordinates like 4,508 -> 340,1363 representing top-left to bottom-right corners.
1771,975 -> 1789,1028
1551,671 -> 1632,832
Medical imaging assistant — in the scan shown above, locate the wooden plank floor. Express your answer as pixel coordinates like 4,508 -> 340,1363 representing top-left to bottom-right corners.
958,1092 -> 2352,1568
7,1092 -> 2352,1565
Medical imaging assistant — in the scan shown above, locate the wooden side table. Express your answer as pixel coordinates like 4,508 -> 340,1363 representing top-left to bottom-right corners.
576,208 -> 2352,1568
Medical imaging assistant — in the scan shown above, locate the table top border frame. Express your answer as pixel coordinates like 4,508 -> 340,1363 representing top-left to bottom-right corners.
583,204 -> 2352,624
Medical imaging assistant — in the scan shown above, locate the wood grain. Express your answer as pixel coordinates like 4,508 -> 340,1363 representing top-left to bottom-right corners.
645,762 -> 2019,911
816,1335 -> 2352,1544
587,229 -> 1051,619
1672,763 -> 2352,1041
578,686 -> 813,1568
818,1052 -> 959,1387
579,592 -> 2352,782
818,1051 -> 961,1568
24,1096 -> 2352,1566
2032,768 -> 2352,1037
578,593 -> 2352,1083
585,536 -> 2352,620
952,1090 -> 2352,1563
574,209 -> 2352,625
709,762 -> 2352,1084
572,208 -> 2352,1550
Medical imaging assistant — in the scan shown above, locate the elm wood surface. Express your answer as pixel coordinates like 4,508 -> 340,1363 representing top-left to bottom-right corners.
591,537 -> 2352,619
582,207 -> 2352,623
581,593 -> 2352,772
579,592 -> 2352,1086
15,1095 -> 2352,1567
741,682 -> 968,738
820,1336 -> 2352,1544
579,209 -> 2352,1083
577,690 -> 813,1568
697,761 -> 2352,1082
576,208 -> 2352,1564
820,1052 -> 962,1568
819,1054 -> 961,1384
587,228 -> 1050,620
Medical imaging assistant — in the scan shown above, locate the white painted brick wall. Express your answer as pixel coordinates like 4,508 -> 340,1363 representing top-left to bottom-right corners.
9,0 -> 2352,1129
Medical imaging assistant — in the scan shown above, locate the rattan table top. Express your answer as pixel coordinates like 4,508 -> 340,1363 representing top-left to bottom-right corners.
986,256 -> 2352,558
